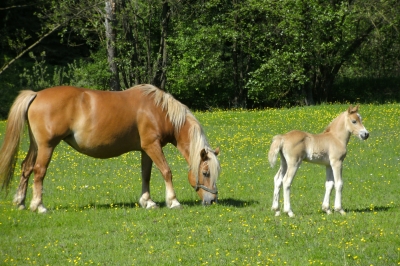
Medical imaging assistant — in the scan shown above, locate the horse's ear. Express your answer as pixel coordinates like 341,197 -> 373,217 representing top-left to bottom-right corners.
347,105 -> 359,114
214,147 -> 220,156
348,105 -> 359,114
200,149 -> 208,161
347,105 -> 353,113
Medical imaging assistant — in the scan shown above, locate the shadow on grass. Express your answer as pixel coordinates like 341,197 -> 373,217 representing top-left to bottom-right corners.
178,198 -> 258,208
347,205 -> 395,213
53,197 -> 258,211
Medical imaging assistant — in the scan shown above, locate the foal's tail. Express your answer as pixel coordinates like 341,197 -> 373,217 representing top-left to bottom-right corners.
0,90 -> 37,191
268,135 -> 283,167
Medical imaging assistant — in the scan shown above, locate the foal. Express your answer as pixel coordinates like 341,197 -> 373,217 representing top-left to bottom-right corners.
268,105 -> 369,217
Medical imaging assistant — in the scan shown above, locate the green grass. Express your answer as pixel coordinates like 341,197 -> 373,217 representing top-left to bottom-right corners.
1,104 -> 399,265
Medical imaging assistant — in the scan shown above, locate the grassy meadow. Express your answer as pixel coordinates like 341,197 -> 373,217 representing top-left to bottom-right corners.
0,104 -> 399,265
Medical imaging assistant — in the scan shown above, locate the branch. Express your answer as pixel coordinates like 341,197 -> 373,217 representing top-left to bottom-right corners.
0,24 -> 61,75
0,4 -> 34,10
0,2 -> 102,76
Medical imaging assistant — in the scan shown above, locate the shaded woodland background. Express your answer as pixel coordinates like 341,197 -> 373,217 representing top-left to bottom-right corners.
1,0 -> 400,118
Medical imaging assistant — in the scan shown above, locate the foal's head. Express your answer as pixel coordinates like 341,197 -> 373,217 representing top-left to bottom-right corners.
189,147 -> 220,205
345,105 -> 369,140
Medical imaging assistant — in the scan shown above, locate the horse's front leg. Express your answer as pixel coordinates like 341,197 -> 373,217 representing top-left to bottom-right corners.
331,161 -> 346,215
142,144 -> 181,209
139,151 -> 158,209
322,166 -> 334,214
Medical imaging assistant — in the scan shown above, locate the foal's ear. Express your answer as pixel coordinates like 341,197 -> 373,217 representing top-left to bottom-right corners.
348,105 -> 359,114
214,147 -> 220,156
200,149 -> 208,161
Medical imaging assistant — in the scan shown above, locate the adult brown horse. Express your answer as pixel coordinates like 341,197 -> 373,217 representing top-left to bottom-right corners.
0,84 -> 220,213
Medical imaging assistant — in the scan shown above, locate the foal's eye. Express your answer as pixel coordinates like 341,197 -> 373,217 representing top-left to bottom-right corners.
352,120 -> 357,124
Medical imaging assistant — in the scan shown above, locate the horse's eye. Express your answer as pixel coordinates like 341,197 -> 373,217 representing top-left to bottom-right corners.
352,120 -> 357,124
202,171 -> 210,177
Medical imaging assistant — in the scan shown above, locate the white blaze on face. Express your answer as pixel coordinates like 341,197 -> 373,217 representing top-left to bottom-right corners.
357,113 -> 369,140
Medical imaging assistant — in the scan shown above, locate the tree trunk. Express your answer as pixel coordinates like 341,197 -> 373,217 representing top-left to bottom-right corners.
105,0 -> 120,91
152,0 -> 170,90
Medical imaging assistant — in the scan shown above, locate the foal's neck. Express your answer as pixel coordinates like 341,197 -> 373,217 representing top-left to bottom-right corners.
323,112 -> 351,145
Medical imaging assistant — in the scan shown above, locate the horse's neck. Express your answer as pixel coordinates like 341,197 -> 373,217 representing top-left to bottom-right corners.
175,120 -> 193,164
324,112 -> 351,145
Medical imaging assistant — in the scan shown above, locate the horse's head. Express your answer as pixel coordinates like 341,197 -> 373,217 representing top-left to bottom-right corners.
189,147 -> 220,205
346,105 -> 369,140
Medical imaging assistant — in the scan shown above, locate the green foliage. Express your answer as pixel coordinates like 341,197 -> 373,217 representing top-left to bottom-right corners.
168,1 -> 234,108
20,51 -> 60,91
65,48 -> 111,91
19,49 -> 111,91
1,0 -> 400,110
0,104 -> 399,264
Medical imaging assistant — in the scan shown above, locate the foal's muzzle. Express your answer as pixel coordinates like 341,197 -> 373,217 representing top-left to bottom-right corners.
360,131 -> 369,140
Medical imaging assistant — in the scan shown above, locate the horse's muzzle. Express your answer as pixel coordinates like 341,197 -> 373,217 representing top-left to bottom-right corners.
360,131 -> 369,140
202,194 -> 218,205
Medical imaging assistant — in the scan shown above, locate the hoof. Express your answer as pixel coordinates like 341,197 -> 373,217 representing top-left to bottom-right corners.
274,211 -> 281,217
336,209 -> 346,215
38,207 -> 48,214
146,204 -> 159,210
139,198 -> 157,209
37,205 -> 48,214
170,204 -> 183,210
287,211 -> 295,218
17,204 -> 26,210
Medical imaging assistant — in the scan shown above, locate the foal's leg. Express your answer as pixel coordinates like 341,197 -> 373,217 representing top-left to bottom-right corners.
29,146 -> 54,213
139,151 -> 158,209
271,167 -> 283,215
271,158 -> 287,216
322,166 -> 334,214
331,160 -> 345,215
282,161 -> 299,217
142,142 -> 181,209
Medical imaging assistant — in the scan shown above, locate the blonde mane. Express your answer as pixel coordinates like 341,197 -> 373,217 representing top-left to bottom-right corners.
187,116 -> 220,186
139,85 -> 219,184
323,111 -> 345,133
141,85 -> 188,131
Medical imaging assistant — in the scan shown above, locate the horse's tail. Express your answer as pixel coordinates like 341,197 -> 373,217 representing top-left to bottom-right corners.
268,135 -> 283,167
0,90 -> 37,191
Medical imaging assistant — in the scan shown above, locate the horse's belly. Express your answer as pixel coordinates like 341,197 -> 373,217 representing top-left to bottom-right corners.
63,134 -> 141,159
305,152 -> 330,165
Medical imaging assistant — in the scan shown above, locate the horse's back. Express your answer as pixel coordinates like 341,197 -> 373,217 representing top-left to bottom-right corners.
26,86 -> 157,158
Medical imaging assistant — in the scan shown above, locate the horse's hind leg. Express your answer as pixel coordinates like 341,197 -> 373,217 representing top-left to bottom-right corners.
29,145 -> 54,213
139,151 -> 158,209
13,158 -> 35,210
13,138 -> 37,210
271,163 -> 286,216
331,161 -> 345,215
322,166 -> 334,214
282,161 -> 300,218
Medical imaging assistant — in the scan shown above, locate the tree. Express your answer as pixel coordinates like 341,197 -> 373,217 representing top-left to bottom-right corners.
152,0 -> 170,90
246,0 -> 400,106
105,0 -> 121,91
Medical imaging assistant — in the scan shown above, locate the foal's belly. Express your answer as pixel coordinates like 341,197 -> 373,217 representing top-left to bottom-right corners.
304,152 -> 330,166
